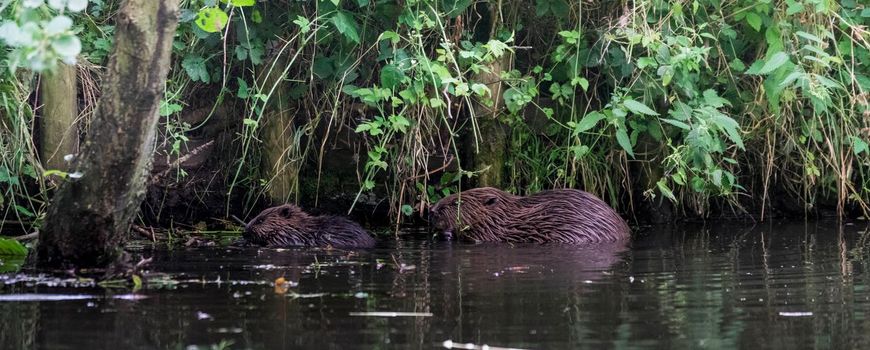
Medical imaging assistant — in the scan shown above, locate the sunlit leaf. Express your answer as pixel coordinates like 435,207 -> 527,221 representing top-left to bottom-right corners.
195,8 -> 229,33
661,118 -> 690,130
0,238 -> 27,257
623,99 -> 659,116
745,12 -> 762,31
221,0 -> 256,6
573,112 -> 605,133
656,179 -> 677,201
756,52 -> 789,75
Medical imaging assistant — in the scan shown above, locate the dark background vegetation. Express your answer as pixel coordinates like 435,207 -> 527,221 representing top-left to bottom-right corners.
1,0 -> 868,236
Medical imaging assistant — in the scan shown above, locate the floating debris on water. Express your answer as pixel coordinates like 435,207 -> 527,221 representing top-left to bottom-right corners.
0,294 -> 95,301
779,312 -> 813,317
287,292 -> 327,299
0,294 -> 149,302
349,312 -> 433,317
442,340 -> 528,350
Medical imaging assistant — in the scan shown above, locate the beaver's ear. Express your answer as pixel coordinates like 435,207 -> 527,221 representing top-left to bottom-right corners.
280,206 -> 292,217
484,197 -> 498,206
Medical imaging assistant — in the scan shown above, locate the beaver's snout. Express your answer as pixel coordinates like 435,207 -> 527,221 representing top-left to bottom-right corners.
427,204 -> 453,241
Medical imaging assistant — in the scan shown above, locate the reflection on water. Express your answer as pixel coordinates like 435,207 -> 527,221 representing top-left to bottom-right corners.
1,221 -> 870,349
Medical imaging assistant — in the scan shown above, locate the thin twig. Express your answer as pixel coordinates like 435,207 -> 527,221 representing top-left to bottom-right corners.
150,140 -> 215,183
405,156 -> 455,181
230,215 -> 247,226
13,231 -> 38,241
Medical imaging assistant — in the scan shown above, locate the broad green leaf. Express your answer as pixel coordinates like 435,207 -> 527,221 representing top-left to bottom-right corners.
711,169 -> 723,187
615,128 -> 634,157
780,71 -> 804,87
786,0 -> 804,15
850,136 -> 868,156
294,16 -> 311,33
221,0 -> 256,6
573,112 -> 605,133
729,58 -> 746,72
470,83 -> 490,97
429,98 -> 444,108
380,31 -> 400,44
711,114 -> 744,149
572,77 -> 589,91
363,180 -> 375,190
195,8 -> 229,33
401,204 -> 413,216
660,118 -> 690,130
354,123 -> 372,133
796,31 -> 823,44
656,179 -> 677,201
14,205 -> 34,217
745,13 -> 762,32
0,238 -> 27,257
236,78 -> 249,98
485,39 -> 509,58
67,0 -> 87,11
331,11 -> 361,43
159,101 -> 182,116
51,35 -> 81,58
181,55 -> 210,83
45,15 -> 72,35
757,52 -> 789,75
623,99 -> 659,116
380,64 -> 405,89
443,0 -> 473,17
702,89 -> 730,108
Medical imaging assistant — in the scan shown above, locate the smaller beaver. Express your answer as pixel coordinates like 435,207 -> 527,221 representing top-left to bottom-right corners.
429,187 -> 630,244
243,204 -> 376,248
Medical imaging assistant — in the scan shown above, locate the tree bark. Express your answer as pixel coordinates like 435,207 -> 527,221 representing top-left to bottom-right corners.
465,3 -> 509,188
39,64 -> 79,171
258,54 -> 300,203
37,0 -> 179,268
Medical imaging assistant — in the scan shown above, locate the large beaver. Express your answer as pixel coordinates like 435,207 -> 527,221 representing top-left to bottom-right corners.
243,204 -> 376,248
429,187 -> 630,244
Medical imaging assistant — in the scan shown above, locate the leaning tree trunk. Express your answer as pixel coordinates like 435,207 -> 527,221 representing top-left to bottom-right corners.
37,0 -> 179,268
465,2 -> 509,188
39,63 -> 79,171
258,54 -> 300,203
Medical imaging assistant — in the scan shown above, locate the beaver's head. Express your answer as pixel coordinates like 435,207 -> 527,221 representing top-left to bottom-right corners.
244,204 -> 314,247
429,187 -> 513,241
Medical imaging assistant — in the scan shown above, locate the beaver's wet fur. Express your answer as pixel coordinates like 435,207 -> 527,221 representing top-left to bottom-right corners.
429,187 -> 630,244
244,204 -> 376,248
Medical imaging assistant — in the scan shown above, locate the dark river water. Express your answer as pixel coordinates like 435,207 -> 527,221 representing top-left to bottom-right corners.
2,221 -> 870,349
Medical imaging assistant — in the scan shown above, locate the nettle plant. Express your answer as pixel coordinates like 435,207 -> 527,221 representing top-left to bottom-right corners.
345,10 -> 512,206
592,18 -> 746,204
0,0 -> 88,72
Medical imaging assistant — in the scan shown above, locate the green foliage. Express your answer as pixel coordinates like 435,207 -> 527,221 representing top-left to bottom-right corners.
0,238 -> 27,257
0,0 -> 89,71
1,0 -> 868,226
195,7 -> 228,33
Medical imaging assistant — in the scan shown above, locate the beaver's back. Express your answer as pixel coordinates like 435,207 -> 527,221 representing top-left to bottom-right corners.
515,189 -> 630,243
313,216 -> 377,248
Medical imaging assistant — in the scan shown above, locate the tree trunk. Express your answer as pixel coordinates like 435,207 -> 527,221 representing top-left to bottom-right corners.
465,3 -> 509,188
37,0 -> 179,269
39,64 -> 79,171
258,54 -> 300,203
